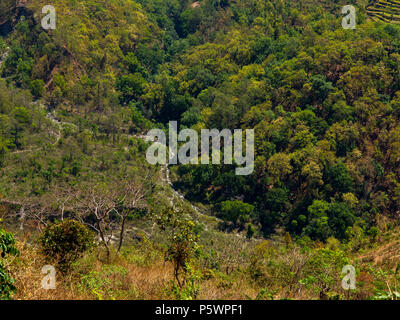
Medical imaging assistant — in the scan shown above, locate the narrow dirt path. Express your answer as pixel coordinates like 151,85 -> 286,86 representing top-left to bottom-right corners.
133,135 -> 260,241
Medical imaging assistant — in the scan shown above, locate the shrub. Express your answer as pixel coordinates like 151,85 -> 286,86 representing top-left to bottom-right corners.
39,220 -> 95,271
300,248 -> 350,299
78,265 -> 133,300
169,263 -> 202,300
0,224 -> 19,300
29,79 -> 45,98
219,200 -> 254,230
156,208 -> 200,288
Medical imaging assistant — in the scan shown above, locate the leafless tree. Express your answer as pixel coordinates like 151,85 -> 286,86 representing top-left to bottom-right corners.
72,170 -> 154,262
114,171 -> 151,253
51,185 -> 73,221
0,197 -> 50,232
74,184 -> 117,263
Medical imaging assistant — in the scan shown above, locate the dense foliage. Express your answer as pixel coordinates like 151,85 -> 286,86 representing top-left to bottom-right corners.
0,223 -> 19,300
2,0 -> 400,243
39,220 -> 95,269
2,0 -> 400,300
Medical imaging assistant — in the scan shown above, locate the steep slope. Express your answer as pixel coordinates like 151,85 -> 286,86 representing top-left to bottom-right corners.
0,0 -> 17,25
366,0 -> 400,23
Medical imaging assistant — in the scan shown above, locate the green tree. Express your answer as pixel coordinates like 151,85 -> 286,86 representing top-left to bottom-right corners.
219,200 -> 254,230
304,200 -> 332,241
116,73 -> 146,104
300,248 -> 350,299
156,208 -> 200,289
29,79 -> 45,98
0,223 -> 19,300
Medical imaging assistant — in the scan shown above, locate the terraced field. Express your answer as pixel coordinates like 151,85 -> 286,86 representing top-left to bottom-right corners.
294,0 -> 350,12
358,232 -> 400,270
366,0 -> 400,23
294,0 -> 400,24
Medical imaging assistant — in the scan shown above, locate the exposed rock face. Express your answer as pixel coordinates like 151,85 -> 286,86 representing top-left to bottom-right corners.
0,1 -> 30,37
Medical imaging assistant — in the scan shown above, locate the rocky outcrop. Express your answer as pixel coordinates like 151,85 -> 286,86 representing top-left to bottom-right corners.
0,0 -> 30,37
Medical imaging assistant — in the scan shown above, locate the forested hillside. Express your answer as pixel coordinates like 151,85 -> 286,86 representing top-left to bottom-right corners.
0,0 -> 17,24
1,0 -> 400,300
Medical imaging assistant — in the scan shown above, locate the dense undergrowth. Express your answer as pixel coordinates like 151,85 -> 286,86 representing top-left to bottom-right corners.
5,219 -> 400,300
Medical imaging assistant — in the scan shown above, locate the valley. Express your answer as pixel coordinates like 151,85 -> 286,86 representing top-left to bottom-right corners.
1,0 -> 400,301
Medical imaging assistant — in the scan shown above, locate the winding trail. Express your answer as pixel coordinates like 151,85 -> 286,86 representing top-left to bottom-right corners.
1,49 -> 251,240
135,135 -> 258,241
135,135 -> 210,219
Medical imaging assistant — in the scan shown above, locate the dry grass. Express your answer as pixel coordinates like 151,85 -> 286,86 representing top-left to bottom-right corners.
9,240 -> 87,300
125,261 -> 173,299
9,229 -> 400,300
6,239 -> 177,300
7,238 -> 263,300
199,274 -> 260,300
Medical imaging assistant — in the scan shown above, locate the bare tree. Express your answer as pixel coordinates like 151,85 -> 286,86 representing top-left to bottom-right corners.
74,184 -> 117,263
0,197 -> 50,232
24,202 -> 49,232
73,170 -> 154,261
51,185 -> 73,221
114,172 -> 151,253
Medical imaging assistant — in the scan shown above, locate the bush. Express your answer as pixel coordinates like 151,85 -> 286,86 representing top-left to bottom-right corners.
300,248 -> 350,299
78,265 -> 133,300
29,79 -> 45,98
156,208 -> 200,288
0,224 -> 19,300
39,220 -> 95,271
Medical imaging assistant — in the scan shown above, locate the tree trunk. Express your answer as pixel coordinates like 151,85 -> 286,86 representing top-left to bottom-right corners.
117,216 -> 127,253
97,220 -> 111,263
